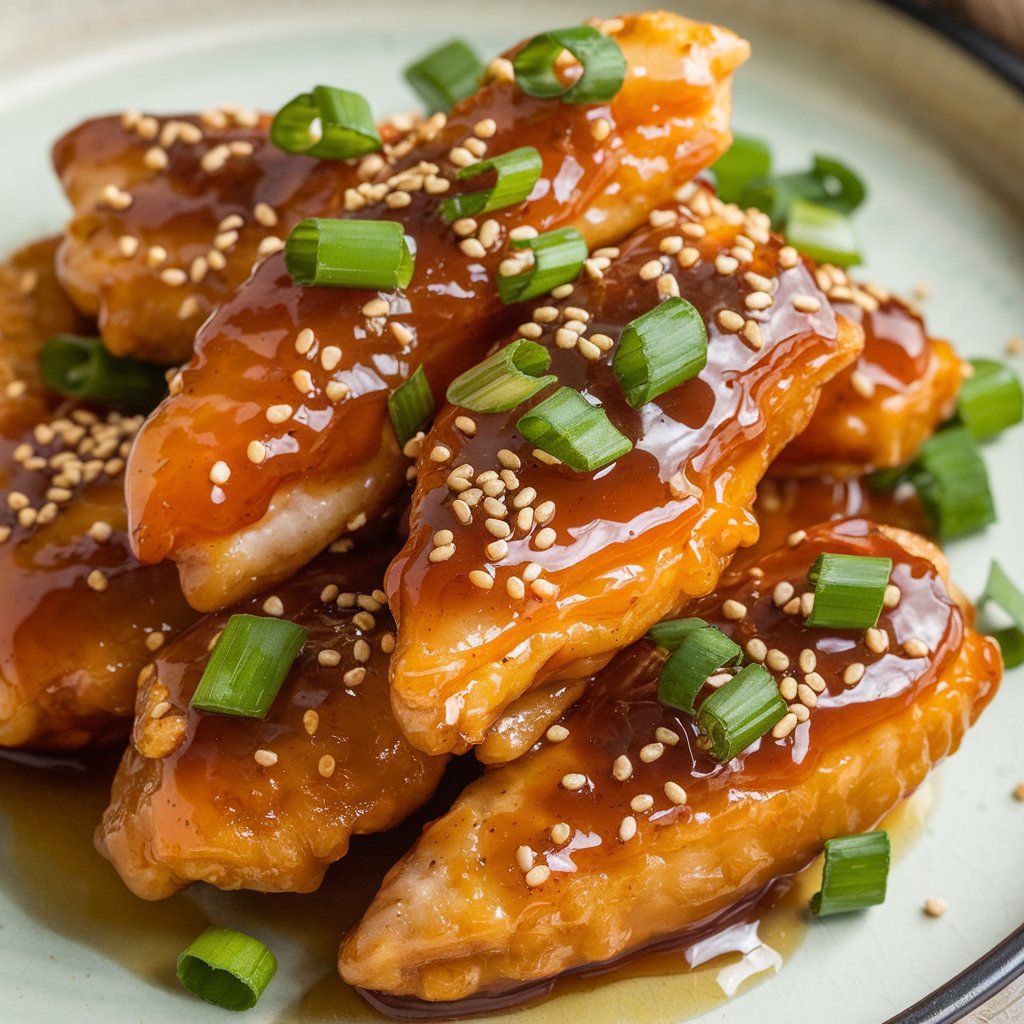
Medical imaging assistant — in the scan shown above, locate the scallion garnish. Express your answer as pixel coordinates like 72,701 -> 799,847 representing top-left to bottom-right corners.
612,297 -> 708,408
910,426 -> 996,538
270,86 -> 381,159
177,927 -> 278,1011
979,561 -> 1024,669
658,626 -> 742,715
697,663 -> 787,762
645,617 -> 709,652
191,614 -> 307,719
957,358 -> 1023,441
805,553 -> 892,630
404,39 -> 484,114
496,227 -> 587,305
512,26 -> 627,105
284,218 -> 415,289
516,387 -> 631,472
810,832 -> 891,917
710,135 -> 772,205
784,197 -> 862,268
388,365 -> 435,448
446,339 -> 556,413
40,334 -> 169,414
441,146 -> 543,223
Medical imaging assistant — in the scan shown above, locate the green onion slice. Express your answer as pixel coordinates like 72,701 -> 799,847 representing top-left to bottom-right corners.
784,197 -> 862,268
645,617 -> 709,652
404,39 -> 484,114
39,334 -> 169,414
497,227 -> 587,305
284,218 -> 415,289
612,297 -> 708,408
810,832 -> 891,917
738,155 -> 867,225
658,626 -> 742,715
910,426 -> 996,539
441,146 -> 543,223
512,26 -> 627,105
980,561 -> 1024,669
711,135 -> 772,206
446,339 -> 556,413
191,614 -> 307,719
957,358 -> 1023,441
388,365 -> 435,448
270,86 -> 381,160
697,663 -> 788,762
516,387 -> 631,472
177,927 -> 278,1011
805,553 -> 893,630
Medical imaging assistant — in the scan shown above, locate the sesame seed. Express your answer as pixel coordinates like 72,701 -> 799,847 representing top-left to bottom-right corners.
766,648 -> 790,672
531,579 -> 558,600
533,448 -> 562,466
779,676 -> 798,701
790,702 -> 811,722
798,648 -> 817,673
353,610 -> 376,631
745,291 -> 773,311
86,569 -> 108,592
318,650 -> 342,668
486,539 -> 509,562
772,713 -> 798,739
742,320 -> 765,350
792,294 -> 822,313
381,632 -> 396,654
745,638 -> 767,663
294,327 -> 315,355
482,496 -> 507,517
800,592 -> 815,617
533,527 -> 556,551
805,671 -> 827,694
525,865 -> 551,887
722,599 -> 746,621
533,305 -> 559,323
551,822 -> 571,844
266,404 -> 293,424
344,667 -> 366,687
460,237 -> 486,259
715,255 -> 739,275
262,595 -> 284,616
326,381 -> 350,402
591,117 -> 611,141
88,520 -> 113,543
865,628 -> 889,654
101,184 -> 133,210
353,639 -> 371,662
292,369 -> 315,395
924,897 -> 948,918
146,245 -> 167,267
505,576 -> 526,600
522,562 -> 543,582
209,460 -> 231,485
516,845 -> 535,872
117,235 -> 140,258
318,755 -> 336,778
844,662 -> 866,686
655,727 -> 679,746
904,638 -> 930,658
454,415 -> 477,436
149,700 -> 171,719
159,268 -> 187,287
254,749 -> 278,767
678,246 -> 701,268
362,298 -> 390,318
534,500 -> 555,525
485,518 -> 511,539
884,584 -> 902,608
779,246 -> 799,269
786,530 -> 806,547
469,569 -> 494,590
246,440 -> 268,465
639,259 -> 664,281
254,202 -> 278,227
771,581 -> 794,608
214,230 -> 239,251
639,742 -> 664,763
630,793 -> 654,813
391,323 -> 414,347
717,309 -> 745,333
450,499 -> 472,525
618,816 -> 638,842
851,370 -> 876,399
561,773 -> 587,791
797,683 -> 819,708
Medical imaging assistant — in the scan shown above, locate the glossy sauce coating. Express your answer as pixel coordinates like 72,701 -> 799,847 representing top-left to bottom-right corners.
124,12 -> 750,609
340,520 -> 1001,1006
97,544 -> 450,899
387,187 -> 862,755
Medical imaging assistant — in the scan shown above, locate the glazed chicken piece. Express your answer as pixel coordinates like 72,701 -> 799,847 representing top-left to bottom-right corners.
773,269 -> 962,476
97,544 -> 448,900
53,106 -> 416,365
386,187 -> 863,756
0,240 -> 198,749
124,11 -> 751,611
340,519 -> 1001,1007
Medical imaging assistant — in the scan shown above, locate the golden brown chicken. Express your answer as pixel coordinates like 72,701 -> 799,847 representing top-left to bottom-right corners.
340,519 -> 1001,1008
124,12 -> 751,611
97,543 -> 449,899
386,187 -> 863,757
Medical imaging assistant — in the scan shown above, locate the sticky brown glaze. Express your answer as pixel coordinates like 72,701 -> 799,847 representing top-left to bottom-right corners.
774,271 -> 962,477
386,188 -> 863,756
97,544 -> 450,899
52,107 -> 411,364
125,12 -> 751,611
339,519 -> 1001,1007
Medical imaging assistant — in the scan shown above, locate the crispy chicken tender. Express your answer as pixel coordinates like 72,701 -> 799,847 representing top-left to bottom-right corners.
340,519 -> 1001,1007
124,11 -> 751,611
97,545 -> 449,899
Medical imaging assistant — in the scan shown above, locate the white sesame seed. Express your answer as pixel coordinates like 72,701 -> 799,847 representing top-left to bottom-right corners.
209,460 -> 231,485
717,309 -> 745,333
86,569 -> 108,592
844,662 -> 866,686
618,816 -> 638,842
655,726 -> 680,746
266,404 -> 293,424
326,381 -> 349,402
904,638 -> 930,658
506,576 -> 525,600
117,235 -> 140,258
353,639 -> 371,662
790,702 -> 811,722
639,259 -> 664,281
798,648 -> 817,674
486,539 -> 509,561
303,709 -> 320,736
262,595 -> 284,617
722,599 -> 746,621
797,683 -> 819,708
516,845 -> 535,872
804,671 -> 827,694
851,370 -> 876,400
591,117 -> 611,141
766,648 -> 790,672
924,897 -> 948,918
773,581 -> 795,607
800,592 -> 815,617
254,749 -> 278,767
469,569 -> 494,590
344,667 -> 366,687
551,822 -> 571,844
428,544 -> 456,563
317,754 -> 336,778
561,773 -> 587,791
865,628 -> 889,654
630,793 -> 654,813
884,584 -> 902,609
485,518 -> 511,539
772,713 -> 798,739
793,294 -> 822,313
159,268 -> 187,287
546,724 -> 569,743
745,638 -> 767,663
525,865 -> 551,887
639,742 -> 664,764
523,562 -> 543,583
779,676 -> 798,701
533,527 -> 556,550
318,650 -> 342,667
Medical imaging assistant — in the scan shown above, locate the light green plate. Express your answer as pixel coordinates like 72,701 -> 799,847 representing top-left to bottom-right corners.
1,0 -> 1022,1021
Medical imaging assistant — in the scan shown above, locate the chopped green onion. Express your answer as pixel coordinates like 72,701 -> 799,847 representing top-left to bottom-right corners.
284,219 -> 415,289
711,135 -> 772,205
446,339 -> 555,413
658,626 -> 742,715
512,26 -> 627,105
784,197 -> 862,268
404,39 -> 484,114
191,614 -> 307,719
496,227 -> 587,304
645,617 -> 708,652
979,561 -> 1024,669
270,86 -> 380,159
957,358 -> 1023,441
810,832 -> 890,917
738,155 -> 867,225
388,365 -> 434,448
441,146 -> 543,222
177,927 -> 277,1011
805,553 -> 892,630
910,426 -> 996,539
516,387 -> 631,472
612,297 -> 708,408
697,663 -> 788,762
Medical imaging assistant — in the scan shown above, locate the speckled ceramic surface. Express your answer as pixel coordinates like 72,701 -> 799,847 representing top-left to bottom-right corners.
1,1 -> 1022,1021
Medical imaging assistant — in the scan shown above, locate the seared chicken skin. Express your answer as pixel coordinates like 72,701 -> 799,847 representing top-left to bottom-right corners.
387,187 -> 863,756
97,544 -> 449,900
124,12 -> 751,611
340,519 -> 1001,1008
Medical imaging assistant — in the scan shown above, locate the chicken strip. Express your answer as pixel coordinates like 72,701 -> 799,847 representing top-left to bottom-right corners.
97,543 -> 449,900
773,270 -> 962,476
387,188 -> 863,756
125,12 -> 751,611
340,519 -> 1001,1008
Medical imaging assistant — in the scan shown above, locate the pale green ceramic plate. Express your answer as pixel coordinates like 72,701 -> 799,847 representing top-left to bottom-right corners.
1,0 -> 1023,1021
